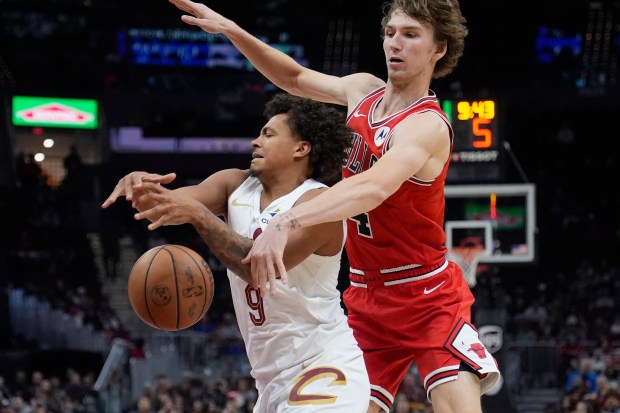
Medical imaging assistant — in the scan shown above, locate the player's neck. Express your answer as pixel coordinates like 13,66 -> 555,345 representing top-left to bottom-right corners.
259,174 -> 307,210
378,81 -> 431,118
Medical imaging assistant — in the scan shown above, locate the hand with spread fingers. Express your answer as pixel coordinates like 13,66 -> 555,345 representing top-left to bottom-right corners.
242,213 -> 293,297
131,182 -> 206,231
168,0 -> 231,34
101,171 -> 177,208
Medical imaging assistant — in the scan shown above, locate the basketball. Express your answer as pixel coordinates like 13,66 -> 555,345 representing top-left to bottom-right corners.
127,244 -> 215,331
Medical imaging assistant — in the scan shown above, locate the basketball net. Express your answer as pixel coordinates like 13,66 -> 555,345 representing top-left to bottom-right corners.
447,246 -> 485,288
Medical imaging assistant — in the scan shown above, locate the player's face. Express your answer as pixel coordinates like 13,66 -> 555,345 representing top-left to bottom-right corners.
249,114 -> 301,177
382,9 -> 445,84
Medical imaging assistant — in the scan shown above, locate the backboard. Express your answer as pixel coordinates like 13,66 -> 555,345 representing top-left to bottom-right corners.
444,184 -> 536,264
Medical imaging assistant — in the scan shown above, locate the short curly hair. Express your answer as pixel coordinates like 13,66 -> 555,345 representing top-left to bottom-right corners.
263,93 -> 352,186
381,0 -> 468,78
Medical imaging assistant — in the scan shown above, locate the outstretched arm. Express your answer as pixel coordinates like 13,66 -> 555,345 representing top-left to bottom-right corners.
131,181 -> 256,282
132,181 -> 342,288
102,169 -> 254,281
167,0 -> 383,107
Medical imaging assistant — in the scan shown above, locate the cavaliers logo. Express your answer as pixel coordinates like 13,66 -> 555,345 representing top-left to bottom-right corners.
151,285 -> 171,306
288,367 -> 347,406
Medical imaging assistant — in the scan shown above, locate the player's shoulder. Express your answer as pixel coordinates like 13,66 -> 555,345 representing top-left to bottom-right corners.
343,72 -> 384,85
200,168 -> 247,181
198,168 -> 250,194
342,73 -> 386,104
295,186 -> 328,205
403,108 -> 449,128
393,110 -> 451,151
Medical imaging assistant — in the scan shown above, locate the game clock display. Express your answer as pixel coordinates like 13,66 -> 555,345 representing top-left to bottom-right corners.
441,99 -> 504,183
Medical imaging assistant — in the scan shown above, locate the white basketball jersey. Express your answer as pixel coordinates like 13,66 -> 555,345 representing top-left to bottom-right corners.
226,176 -> 360,388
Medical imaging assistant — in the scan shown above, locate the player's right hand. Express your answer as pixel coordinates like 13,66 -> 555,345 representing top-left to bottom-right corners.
101,172 -> 177,208
241,214 -> 291,297
168,0 -> 231,34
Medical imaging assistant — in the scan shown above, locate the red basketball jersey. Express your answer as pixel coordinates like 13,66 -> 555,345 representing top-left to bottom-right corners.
343,88 -> 453,281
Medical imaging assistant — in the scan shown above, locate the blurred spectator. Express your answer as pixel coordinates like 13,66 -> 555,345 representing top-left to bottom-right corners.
572,400 -> 594,413
566,358 -> 598,395
126,395 -> 155,413
188,399 -> 205,413
9,395 -> 32,413
221,392 -> 240,413
609,315 -> 620,341
393,393 -> 411,413
155,393 -> 179,413
560,335 -> 586,379
63,145 -> 82,178
15,152 -> 43,191
0,377 -> 10,403
521,298 -> 549,332
559,394 -> 574,413
0,398 -> 10,413
600,391 -> 620,413
604,349 -> 620,381
12,371 -> 31,401
233,377 -> 256,411
62,369 -> 87,407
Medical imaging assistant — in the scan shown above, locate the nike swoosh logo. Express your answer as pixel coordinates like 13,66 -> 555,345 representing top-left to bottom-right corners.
352,111 -> 366,118
231,199 -> 252,207
301,354 -> 321,370
423,280 -> 446,295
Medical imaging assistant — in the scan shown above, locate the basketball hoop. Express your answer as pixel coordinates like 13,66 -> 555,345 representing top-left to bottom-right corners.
447,245 -> 486,288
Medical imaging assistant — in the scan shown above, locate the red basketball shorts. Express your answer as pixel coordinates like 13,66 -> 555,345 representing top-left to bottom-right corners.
344,261 -> 500,412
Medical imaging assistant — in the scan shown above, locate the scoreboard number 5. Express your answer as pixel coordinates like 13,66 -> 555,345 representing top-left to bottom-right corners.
472,118 -> 492,148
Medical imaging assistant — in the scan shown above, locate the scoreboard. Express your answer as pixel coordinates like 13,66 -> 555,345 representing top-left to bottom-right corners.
440,99 -> 504,183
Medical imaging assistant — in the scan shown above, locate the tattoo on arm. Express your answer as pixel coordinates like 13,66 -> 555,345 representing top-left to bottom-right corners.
276,212 -> 299,231
194,209 -> 254,283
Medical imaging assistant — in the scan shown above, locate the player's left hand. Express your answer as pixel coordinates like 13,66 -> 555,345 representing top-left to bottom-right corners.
242,215 -> 290,297
133,183 -> 205,230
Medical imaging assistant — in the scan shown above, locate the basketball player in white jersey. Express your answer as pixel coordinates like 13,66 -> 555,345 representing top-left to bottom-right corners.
102,93 -> 370,413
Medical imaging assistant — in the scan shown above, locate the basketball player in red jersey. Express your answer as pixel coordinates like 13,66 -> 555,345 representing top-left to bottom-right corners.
168,0 -> 501,412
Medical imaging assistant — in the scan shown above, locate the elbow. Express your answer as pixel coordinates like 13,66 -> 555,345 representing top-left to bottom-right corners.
275,79 -> 305,97
263,66 -> 304,95
364,181 -> 394,210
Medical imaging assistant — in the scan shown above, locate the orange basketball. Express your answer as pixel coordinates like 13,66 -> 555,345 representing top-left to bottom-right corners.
128,244 -> 214,331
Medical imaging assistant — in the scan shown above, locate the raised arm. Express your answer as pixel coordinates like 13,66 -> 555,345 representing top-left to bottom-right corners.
167,0 -> 383,107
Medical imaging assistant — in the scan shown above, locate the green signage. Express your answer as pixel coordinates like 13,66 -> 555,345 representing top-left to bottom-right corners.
464,203 -> 525,230
12,96 -> 98,129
